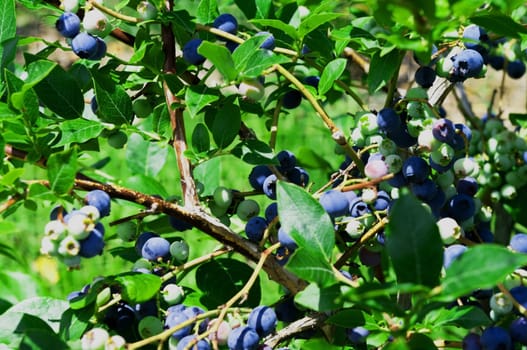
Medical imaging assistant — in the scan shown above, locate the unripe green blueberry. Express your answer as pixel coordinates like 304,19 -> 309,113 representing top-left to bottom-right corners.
379,138 -> 397,156
45,220 -> 67,240
500,184 -> 517,200
133,258 -> 153,271
406,118 -> 425,137
493,153 -> 514,172
218,214 -> 231,227
207,319 -> 231,345
460,217 -> 474,231
489,292 -> 513,315
61,0 -> 79,12
83,9 -> 111,37
213,186 -> 233,209
361,188 -> 377,203
137,1 -> 158,21
238,79 -> 265,101
132,99 -> 153,118
138,316 -> 164,339
106,335 -> 126,350
95,287 -> 111,307
436,217 -> 462,244
435,170 -> 454,189
81,327 -> 109,350
453,157 -> 479,177
430,143 -> 455,166
488,173 -> 502,189
417,129 -> 439,151
442,185 -> 457,200
435,57 -> 451,78
350,127 -> 366,148
365,134 -> 384,146
107,130 -> 128,149
170,240 -> 189,264
209,201 -> 228,217
40,236 -> 59,255
116,221 -> 138,242
58,236 -> 81,256
490,190 -> 501,202
503,273 -> 522,290
162,283 -> 185,305
236,199 -> 260,221
345,218 -> 365,239
61,254 -> 81,268
357,112 -> 378,136
405,87 -> 428,99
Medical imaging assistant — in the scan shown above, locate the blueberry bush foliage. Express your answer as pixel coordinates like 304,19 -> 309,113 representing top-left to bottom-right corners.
1,0 -> 527,349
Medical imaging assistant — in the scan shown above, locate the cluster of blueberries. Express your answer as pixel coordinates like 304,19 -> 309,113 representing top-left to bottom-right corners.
40,189 -> 111,267
55,11 -> 108,60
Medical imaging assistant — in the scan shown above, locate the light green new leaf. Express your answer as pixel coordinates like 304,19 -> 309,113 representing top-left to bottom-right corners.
318,58 -> 347,96
198,41 -> 238,82
47,148 -> 77,195
57,119 -> 105,146
126,133 -> 168,177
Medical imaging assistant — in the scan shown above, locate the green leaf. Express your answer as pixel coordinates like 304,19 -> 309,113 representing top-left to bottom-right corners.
191,122 -> 210,153
232,35 -> 272,71
93,75 -> 133,125
295,283 -> 350,311
204,101 -> 241,149
56,119 -> 105,146
0,241 -> 22,264
0,312 -> 54,349
298,13 -> 342,38
255,0 -> 272,19
197,41 -> 238,82
126,133 -> 168,177
33,65 -> 84,119
509,113 -> 527,128
385,193 -> 443,288
20,329 -> 69,350
423,305 -> 491,329
113,272 -> 162,304
367,49 -> 401,94
276,181 -> 337,287
124,174 -> 169,198
407,333 -> 437,350
196,0 -> 218,24
470,12 -> 527,38
318,58 -> 347,96
7,297 -> 69,333
234,0 -> 256,19
185,85 -> 220,118
0,0 -> 16,82
241,49 -> 291,78
193,157 -> 220,196
0,167 -> 25,186
23,60 -> 57,87
0,271 -> 39,305
47,148 -> 77,195
196,258 -> 261,309
0,101 -> 19,121
250,19 -> 299,40
231,140 -> 276,165
59,308 -> 90,341
437,244 -> 527,301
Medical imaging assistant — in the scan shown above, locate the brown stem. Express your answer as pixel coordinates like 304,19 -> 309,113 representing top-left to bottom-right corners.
265,312 -> 329,348
161,1 -> 198,208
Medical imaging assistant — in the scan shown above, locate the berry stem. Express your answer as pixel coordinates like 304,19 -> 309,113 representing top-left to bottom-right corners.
87,0 -> 139,23
161,247 -> 232,282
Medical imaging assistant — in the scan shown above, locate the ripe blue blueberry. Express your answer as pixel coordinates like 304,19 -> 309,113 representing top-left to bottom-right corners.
104,303 -> 137,336
135,231 -> 159,256
256,31 -> 275,50
89,37 -> 107,60
165,312 -> 192,340
264,202 -> 278,223
177,335 -> 211,350
169,216 -> 193,231
410,179 -> 438,201
402,156 -> 430,183
456,177 -> 478,197
346,326 -> 369,344
319,190 -> 350,218
71,32 -> 102,59
227,325 -> 260,350
480,326 -> 512,350
282,89 -> 302,109
79,228 -> 105,258
245,216 -> 268,242
287,166 -> 310,187
445,193 -> 476,222
463,24 -> 488,52
183,306 -> 208,334
262,174 -> 278,200
141,236 -> 171,261
443,244 -> 467,269
349,197 -> 371,218
213,14 -> 238,35
56,12 -> 80,38
373,191 -> 391,211
304,75 -> 320,89
506,60 -> 526,79
509,286 -> 527,310
183,39 -> 206,65
277,227 -> 297,251
462,333 -> 481,350
247,305 -> 277,337
248,165 -> 273,191
432,118 -> 456,143
488,54 -> 505,70
449,49 -> 484,81
510,316 -> 527,345
85,190 -> 111,217
415,66 -> 436,88
510,233 -> 527,253
387,127 -> 417,148
276,150 -> 297,174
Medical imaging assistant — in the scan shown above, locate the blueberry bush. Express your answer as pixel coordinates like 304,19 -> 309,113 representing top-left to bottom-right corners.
1,0 -> 527,349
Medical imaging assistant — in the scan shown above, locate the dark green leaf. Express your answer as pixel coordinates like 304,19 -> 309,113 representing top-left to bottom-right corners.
250,19 -> 299,40
407,333 -> 437,350
318,58 -> 347,96
326,309 -> 366,328
196,0 -> 218,24
298,13 -> 341,38
20,329 -> 69,350
126,133 -> 168,177
7,297 -> 69,333
205,102 -> 240,149
234,0 -> 256,19
196,258 -> 261,309
185,85 -> 220,118
423,305 -> 491,329
113,272 -> 162,304
33,65 -> 84,119
198,41 -> 238,82
437,244 -> 527,301
56,119 -> 105,146
0,312 -> 53,349
231,140 -> 276,164
0,0 -> 16,83
295,283 -> 350,311
276,181 -> 337,287
509,113 -> 527,128
367,49 -> 401,94
93,76 -> 133,125
470,12 -> 527,37
385,193 -> 443,288
59,308 -> 91,341
191,123 -> 210,153
47,148 -> 77,195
